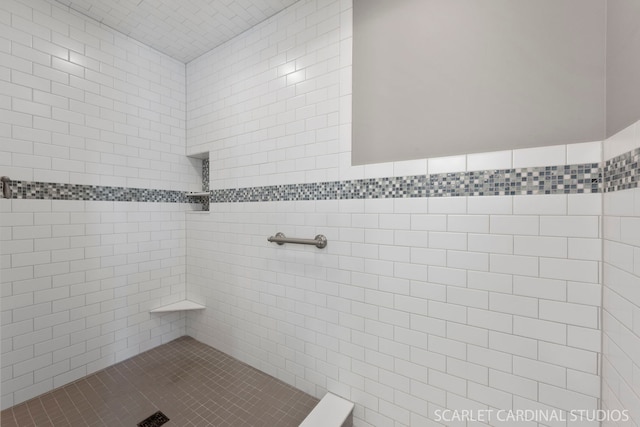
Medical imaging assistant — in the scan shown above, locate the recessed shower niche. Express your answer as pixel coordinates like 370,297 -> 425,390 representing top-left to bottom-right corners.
185,153 -> 210,212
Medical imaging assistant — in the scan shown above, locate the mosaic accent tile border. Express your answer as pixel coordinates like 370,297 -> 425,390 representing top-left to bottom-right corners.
211,163 -> 602,203
202,158 -> 210,192
4,154 -> 636,203
604,146 -> 640,192
202,158 -> 210,211
4,180 -> 200,203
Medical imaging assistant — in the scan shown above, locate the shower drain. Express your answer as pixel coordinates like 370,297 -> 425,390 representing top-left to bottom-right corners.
137,411 -> 170,427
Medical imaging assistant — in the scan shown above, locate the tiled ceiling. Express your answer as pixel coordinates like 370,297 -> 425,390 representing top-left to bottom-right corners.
53,0 -> 299,63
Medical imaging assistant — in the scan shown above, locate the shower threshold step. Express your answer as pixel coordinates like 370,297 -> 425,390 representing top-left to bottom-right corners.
150,300 -> 205,312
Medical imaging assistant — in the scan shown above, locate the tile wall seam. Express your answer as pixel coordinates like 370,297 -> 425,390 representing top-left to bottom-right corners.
598,128 -> 606,411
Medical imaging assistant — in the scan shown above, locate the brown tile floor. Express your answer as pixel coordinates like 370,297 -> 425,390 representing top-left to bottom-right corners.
1,336 -> 319,427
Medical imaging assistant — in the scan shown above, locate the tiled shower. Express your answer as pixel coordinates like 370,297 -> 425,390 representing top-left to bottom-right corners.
1,0 -> 640,426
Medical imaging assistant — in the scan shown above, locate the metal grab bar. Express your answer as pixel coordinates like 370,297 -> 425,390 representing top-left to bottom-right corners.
267,232 -> 327,249
1,176 -> 11,199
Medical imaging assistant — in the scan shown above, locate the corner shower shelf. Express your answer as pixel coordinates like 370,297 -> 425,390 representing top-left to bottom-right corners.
185,192 -> 210,197
150,300 -> 205,313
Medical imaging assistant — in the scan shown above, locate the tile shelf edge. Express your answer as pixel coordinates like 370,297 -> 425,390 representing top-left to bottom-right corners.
150,300 -> 206,312
185,192 -> 210,196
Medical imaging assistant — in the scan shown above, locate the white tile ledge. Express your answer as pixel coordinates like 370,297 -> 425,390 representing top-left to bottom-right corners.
299,393 -> 354,427
150,300 -> 205,313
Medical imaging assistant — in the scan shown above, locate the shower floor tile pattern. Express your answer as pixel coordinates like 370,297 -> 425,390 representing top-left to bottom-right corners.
1,336 -> 319,426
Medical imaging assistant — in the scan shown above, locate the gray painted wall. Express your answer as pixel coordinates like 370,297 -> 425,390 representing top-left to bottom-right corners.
352,0 -> 606,165
606,0 -> 640,137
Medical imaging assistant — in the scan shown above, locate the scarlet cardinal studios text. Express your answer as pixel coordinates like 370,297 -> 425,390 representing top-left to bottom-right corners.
434,409 -> 630,423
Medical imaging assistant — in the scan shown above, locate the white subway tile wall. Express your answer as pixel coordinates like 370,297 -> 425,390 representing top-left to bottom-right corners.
1,0 -> 201,191
0,0 -> 199,409
1,198 -> 189,409
186,195 -> 603,425
182,3 -> 604,425
187,0 -> 351,189
601,123 -> 640,427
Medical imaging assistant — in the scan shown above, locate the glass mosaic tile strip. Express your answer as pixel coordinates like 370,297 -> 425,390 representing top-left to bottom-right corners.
202,158 -> 210,192
6,180 -> 199,203
210,162 -> 603,203
3,156 -> 631,203
604,146 -> 640,192
202,158 -> 210,211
